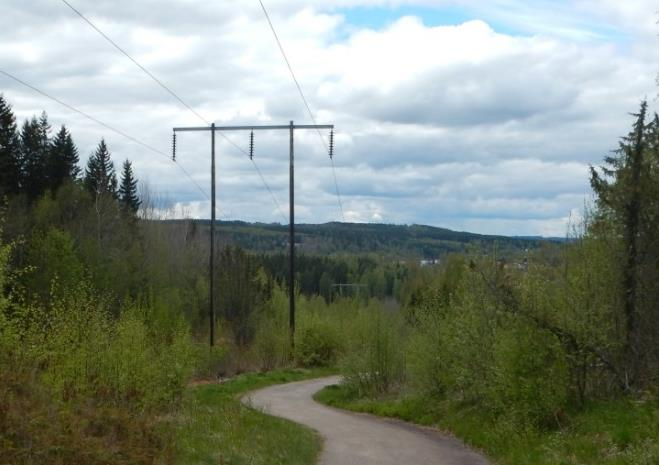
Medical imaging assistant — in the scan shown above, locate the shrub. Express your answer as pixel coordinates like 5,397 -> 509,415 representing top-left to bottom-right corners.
487,320 -> 569,427
341,302 -> 406,396
0,269 -> 198,464
251,285 -> 292,370
295,318 -> 341,367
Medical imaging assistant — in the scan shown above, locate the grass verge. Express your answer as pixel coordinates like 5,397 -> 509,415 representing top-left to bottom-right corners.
314,384 -> 659,465
176,368 -> 336,465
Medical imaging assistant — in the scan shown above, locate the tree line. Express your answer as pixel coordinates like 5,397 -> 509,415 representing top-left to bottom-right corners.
0,94 -> 140,214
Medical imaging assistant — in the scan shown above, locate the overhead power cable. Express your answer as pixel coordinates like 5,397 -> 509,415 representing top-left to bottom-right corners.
257,0 -> 346,221
60,0 -> 210,125
60,0 -> 287,222
0,69 -> 210,201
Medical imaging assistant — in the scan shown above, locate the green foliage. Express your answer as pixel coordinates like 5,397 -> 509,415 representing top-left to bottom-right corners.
341,302 -> 406,396
23,227 -> 84,303
118,159 -> 140,215
295,316 -> 341,368
217,247 -> 272,345
0,238 -> 199,464
0,94 -> 21,197
219,220 -> 546,257
589,101 -> 659,387
488,319 -> 569,427
251,288 -> 348,370
84,138 -> 117,198
19,113 -> 50,202
405,262 -> 573,427
315,383 -> 659,465
47,125 -> 80,191
251,285 -> 292,370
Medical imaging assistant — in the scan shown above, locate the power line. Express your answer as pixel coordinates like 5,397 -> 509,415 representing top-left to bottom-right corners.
329,156 -> 345,219
250,158 -> 287,223
0,69 -> 211,202
257,0 -> 346,221
60,0 -> 210,126
60,0 -> 287,222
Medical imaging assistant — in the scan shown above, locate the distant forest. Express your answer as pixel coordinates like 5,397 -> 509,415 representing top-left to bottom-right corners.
169,219 -> 555,258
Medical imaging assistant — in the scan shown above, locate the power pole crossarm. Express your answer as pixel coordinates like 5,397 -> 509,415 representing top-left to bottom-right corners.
173,124 -> 333,132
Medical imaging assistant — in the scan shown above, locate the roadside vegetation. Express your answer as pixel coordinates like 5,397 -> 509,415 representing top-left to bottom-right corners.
315,384 -> 659,465
177,369 -> 333,465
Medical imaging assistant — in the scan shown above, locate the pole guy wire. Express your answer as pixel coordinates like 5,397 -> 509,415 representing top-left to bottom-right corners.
257,0 -> 346,221
0,69 -> 211,202
60,0 -> 287,222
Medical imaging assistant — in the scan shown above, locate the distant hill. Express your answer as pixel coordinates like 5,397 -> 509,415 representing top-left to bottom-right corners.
164,220 -> 557,258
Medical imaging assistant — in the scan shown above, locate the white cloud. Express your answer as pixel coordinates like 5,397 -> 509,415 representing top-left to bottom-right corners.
1,0 -> 657,236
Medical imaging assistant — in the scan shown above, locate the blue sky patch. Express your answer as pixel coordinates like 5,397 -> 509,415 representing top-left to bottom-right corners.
336,3 -> 628,44
339,5 -> 516,35
342,5 -> 470,29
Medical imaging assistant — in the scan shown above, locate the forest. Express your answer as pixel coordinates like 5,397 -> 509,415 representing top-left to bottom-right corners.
0,91 -> 658,465
168,219 -> 548,257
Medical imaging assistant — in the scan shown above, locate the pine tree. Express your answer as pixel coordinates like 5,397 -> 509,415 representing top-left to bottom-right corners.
84,139 -> 117,198
0,94 -> 21,197
118,159 -> 140,214
48,125 -> 80,191
20,112 -> 51,201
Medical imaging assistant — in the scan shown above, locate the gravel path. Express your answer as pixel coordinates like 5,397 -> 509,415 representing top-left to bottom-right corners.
243,376 -> 490,465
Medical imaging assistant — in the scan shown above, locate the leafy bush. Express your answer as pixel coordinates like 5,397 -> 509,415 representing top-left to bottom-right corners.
407,270 -> 496,402
295,317 -> 341,367
487,320 -> 569,427
341,302 -> 406,396
23,227 -> 85,303
250,285 -> 292,370
406,265 -> 569,427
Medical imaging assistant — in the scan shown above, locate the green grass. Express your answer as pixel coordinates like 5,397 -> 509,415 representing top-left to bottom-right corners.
176,368 -> 336,465
314,384 -> 659,465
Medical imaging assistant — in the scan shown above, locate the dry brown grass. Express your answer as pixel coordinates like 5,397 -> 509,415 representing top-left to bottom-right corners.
0,366 -> 175,465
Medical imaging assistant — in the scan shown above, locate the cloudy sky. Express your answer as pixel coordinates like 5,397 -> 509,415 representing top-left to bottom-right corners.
1,0 -> 657,236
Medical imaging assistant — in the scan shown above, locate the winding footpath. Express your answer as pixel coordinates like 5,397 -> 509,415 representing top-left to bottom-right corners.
243,376 -> 490,465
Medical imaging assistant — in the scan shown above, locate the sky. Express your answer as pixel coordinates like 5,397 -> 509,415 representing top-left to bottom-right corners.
1,0 -> 658,236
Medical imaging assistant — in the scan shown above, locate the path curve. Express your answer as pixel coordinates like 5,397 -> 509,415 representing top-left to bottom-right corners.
243,376 -> 490,465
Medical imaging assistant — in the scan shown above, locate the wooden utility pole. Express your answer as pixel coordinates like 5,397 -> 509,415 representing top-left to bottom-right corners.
288,121 -> 295,348
173,122 -> 334,349
210,123 -> 216,347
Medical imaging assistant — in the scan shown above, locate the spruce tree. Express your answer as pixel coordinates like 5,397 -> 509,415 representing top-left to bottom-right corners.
20,113 -> 50,201
48,125 -> 80,191
118,159 -> 140,214
589,100 -> 659,387
0,94 -> 21,197
84,139 -> 117,198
